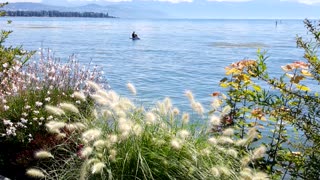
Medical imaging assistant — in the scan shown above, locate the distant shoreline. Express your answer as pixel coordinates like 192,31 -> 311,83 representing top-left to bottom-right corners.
3,10 -> 116,18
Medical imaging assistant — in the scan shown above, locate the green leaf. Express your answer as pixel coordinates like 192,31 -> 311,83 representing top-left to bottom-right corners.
295,84 -> 310,91
252,84 -> 261,92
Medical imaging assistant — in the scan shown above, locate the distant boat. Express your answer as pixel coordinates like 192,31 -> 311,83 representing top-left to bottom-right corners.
130,37 -> 140,40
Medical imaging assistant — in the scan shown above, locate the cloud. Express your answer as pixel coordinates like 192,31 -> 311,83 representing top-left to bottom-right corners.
0,0 -> 42,2
156,0 -> 192,3
206,0 -> 252,2
281,0 -> 320,5
68,0 -> 191,2
67,0 -> 132,3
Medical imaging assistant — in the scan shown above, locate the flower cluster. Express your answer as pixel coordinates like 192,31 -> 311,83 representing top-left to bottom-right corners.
0,50 -> 107,141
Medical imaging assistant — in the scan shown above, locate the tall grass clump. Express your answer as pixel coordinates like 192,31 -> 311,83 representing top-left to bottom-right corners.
32,82 -> 268,180
219,19 -> 320,179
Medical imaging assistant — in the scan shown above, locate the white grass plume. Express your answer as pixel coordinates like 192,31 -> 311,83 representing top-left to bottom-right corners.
87,80 -> 102,91
145,112 -> 157,125
73,91 -> 86,101
90,94 -> 108,105
81,147 -> 93,158
185,90 -> 194,102
60,102 -> 79,114
226,149 -> 238,158
217,136 -> 234,144
222,128 -> 234,136
210,115 -> 221,126
182,113 -> 190,125
35,150 -> 54,159
26,168 -> 45,178
252,145 -> 266,160
171,138 -> 182,150
177,129 -> 190,140
91,162 -> 106,174
46,121 -> 66,134
191,101 -> 204,115
127,83 -> 137,95
45,105 -> 65,116
82,129 -> 102,143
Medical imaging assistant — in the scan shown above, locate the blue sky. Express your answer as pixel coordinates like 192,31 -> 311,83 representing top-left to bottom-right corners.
1,0 -> 320,18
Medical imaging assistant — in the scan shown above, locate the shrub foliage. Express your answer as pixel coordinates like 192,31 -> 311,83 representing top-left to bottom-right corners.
220,19 -> 320,179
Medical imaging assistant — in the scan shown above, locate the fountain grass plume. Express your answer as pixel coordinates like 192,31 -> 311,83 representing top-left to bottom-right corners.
30,82 -> 268,180
35,150 -> 54,159
59,102 -> 79,114
26,168 -> 46,179
127,82 -> 137,96
45,105 -> 65,116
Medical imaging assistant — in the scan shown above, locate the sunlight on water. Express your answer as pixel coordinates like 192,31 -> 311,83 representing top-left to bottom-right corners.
211,42 -> 269,48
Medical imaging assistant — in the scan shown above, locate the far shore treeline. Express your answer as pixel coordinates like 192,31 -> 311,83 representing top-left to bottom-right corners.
2,10 -> 116,18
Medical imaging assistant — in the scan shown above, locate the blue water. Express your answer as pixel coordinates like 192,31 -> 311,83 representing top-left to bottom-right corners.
0,17 -> 308,111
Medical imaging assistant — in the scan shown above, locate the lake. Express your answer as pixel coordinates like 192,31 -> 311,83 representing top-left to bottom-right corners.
0,17 -> 308,112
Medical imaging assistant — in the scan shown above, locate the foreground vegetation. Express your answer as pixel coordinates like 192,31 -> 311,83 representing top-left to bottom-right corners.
1,2 -> 320,179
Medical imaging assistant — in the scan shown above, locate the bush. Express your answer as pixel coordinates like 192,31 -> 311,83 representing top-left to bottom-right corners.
220,19 -> 320,179
0,3 -> 108,177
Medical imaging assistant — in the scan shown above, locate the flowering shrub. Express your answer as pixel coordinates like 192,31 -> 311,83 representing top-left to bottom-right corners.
219,19 -> 320,179
28,82 -> 268,180
0,6 -> 107,176
0,52 -> 107,177
0,50 -> 106,140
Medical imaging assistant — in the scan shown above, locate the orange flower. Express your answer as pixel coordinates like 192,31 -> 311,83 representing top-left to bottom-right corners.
251,108 -> 266,121
212,92 -> 220,97
282,61 -> 309,72
229,60 -> 257,71
292,61 -> 308,69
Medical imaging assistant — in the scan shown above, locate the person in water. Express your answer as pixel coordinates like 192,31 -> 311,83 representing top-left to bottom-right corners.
132,31 -> 138,38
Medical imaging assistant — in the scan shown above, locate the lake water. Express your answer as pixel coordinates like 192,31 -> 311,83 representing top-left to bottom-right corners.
0,17 -> 308,112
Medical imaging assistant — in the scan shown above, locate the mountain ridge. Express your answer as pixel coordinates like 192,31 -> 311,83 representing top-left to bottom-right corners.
1,2 -> 168,19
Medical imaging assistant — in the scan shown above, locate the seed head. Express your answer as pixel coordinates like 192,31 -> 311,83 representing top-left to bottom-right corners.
127,83 -> 137,95
208,137 -> 217,145
46,121 -> 66,134
226,148 -> 238,158
81,147 -> 93,158
252,146 -> 266,160
91,162 -> 106,174
185,90 -> 194,102
177,129 -> 190,140
210,167 -> 220,177
87,81 -> 102,91
82,129 -> 102,143
222,128 -> 234,136
26,168 -> 45,179
73,91 -> 86,101
171,138 -> 182,150
45,105 -> 65,116
210,115 -> 221,126
35,150 -> 54,159
60,103 -> 79,114
145,112 -> 157,125
182,113 -> 190,125
217,136 -> 234,144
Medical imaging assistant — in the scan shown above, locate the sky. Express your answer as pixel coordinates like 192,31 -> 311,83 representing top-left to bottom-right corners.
1,0 -> 320,19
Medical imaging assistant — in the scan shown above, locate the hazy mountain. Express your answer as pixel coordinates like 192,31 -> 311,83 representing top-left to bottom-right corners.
2,2 -> 169,19
3,3 -> 69,11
